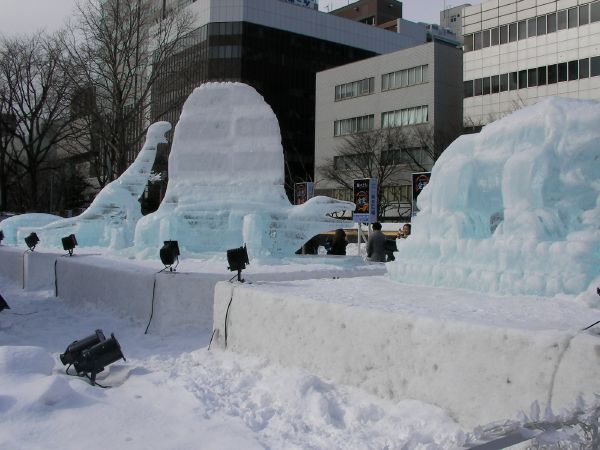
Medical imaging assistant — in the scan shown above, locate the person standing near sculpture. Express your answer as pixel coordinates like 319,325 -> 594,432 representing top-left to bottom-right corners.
367,222 -> 386,262
327,229 -> 348,255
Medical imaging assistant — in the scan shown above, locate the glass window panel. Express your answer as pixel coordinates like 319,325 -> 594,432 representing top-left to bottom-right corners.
537,66 -> 547,85
491,75 -> 500,93
500,25 -> 508,44
558,62 -> 568,82
591,56 -> 600,76
395,111 -> 401,126
557,10 -> 567,30
414,107 -> 422,124
528,18 -> 536,37
568,8 -> 578,28
528,69 -> 537,87
423,106 -> 428,122
518,70 -> 527,88
592,2 -> 600,23
382,74 -> 388,91
389,72 -> 396,89
335,85 -> 340,100
482,29 -> 490,47
537,16 -> 546,35
402,109 -> 409,125
353,81 -> 359,96
518,21 -> 527,39
464,34 -> 473,52
547,13 -> 557,33
548,64 -> 558,84
509,72 -> 518,90
422,65 -> 428,82
474,78 -> 483,95
580,5 -> 589,25
491,27 -> 499,45
409,68 -> 416,85
580,58 -> 589,79
408,108 -> 416,125
509,23 -> 517,42
369,77 -> 374,93
381,113 -> 389,128
464,80 -> 474,98
500,73 -> 509,91
482,77 -> 491,95
568,60 -> 578,80
416,66 -> 423,83
474,31 -> 482,50
401,69 -> 408,87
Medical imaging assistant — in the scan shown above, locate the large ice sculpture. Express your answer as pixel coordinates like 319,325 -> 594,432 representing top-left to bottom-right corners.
15,121 -> 171,249
0,213 -> 61,245
135,83 -> 354,257
387,97 -> 600,300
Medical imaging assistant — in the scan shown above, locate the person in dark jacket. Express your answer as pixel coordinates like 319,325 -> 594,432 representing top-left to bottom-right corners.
327,229 -> 348,255
367,222 -> 386,262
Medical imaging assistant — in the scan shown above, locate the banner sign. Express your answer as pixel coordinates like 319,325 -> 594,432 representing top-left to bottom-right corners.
411,172 -> 431,214
294,182 -> 314,205
352,178 -> 378,223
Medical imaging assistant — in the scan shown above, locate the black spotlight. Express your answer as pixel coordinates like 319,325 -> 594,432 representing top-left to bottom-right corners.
60,329 -> 106,366
74,334 -> 125,385
159,240 -> 180,272
24,232 -> 39,251
61,234 -> 78,256
227,244 -> 249,282
0,293 -> 10,312
0,229 -> 4,244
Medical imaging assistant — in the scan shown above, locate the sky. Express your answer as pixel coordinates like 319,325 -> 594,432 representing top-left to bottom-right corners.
0,0 -> 483,37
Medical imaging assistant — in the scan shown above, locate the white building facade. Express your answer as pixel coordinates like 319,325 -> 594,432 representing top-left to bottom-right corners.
462,0 -> 600,126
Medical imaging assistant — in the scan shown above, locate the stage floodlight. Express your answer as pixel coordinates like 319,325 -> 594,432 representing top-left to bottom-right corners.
0,293 -> 10,312
24,232 -> 39,251
61,234 -> 78,256
0,230 -> 4,244
60,329 -> 106,366
74,333 -> 125,385
159,240 -> 180,271
227,244 -> 249,282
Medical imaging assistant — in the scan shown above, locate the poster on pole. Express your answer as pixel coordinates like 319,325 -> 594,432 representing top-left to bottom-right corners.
352,178 -> 377,223
411,172 -> 431,215
294,182 -> 314,205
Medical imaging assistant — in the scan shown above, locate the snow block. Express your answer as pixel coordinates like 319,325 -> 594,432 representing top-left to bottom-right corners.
212,277 -> 600,428
23,250 -> 62,291
0,246 -> 25,285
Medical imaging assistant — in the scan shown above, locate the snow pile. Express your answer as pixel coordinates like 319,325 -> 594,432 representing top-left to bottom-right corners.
388,97 -> 600,299
13,122 -> 171,250
135,83 -> 354,258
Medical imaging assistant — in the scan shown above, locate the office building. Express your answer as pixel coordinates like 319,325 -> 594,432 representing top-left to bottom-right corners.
462,0 -> 600,127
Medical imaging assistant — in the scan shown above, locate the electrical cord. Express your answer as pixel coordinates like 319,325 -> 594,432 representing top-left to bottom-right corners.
54,260 -> 58,297
207,328 -> 217,351
144,275 -> 159,335
65,364 -> 110,388
581,320 -> 600,331
224,288 -> 235,349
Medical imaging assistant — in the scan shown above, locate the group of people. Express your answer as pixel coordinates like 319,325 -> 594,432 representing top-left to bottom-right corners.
324,223 -> 411,262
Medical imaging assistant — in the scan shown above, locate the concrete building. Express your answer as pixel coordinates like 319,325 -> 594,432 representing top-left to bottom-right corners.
314,40 -> 463,219
462,0 -> 600,127
330,0 -> 403,26
151,0 -> 425,194
440,4 -> 471,39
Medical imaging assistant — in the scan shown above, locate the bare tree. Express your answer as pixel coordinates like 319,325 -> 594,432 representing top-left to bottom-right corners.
318,125 -> 447,220
62,0 -> 195,187
0,33 -> 79,211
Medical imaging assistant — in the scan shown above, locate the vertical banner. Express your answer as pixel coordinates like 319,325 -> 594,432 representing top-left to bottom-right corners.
352,178 -> 378,223
411,172 -> 431,215
294,182 -> 314,205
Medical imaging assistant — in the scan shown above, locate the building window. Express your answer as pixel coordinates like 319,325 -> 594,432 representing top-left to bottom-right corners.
500,73 -> 508,91
464,34 -> 473,52
518,20 -> 527,40
334,154 -> 371,170
547,13 -> 557,33
591,56 -> 600,77
474,78 -> 482,95
528,18 -> 536,37
537,15 -> 547,35
579,4 -> 589,25
592,1 -> 600,23
482,77 -> 491,95
491,27 -> 499,45
464,80 -> 474,98
334,114 -> 374,136
528,69 -> 537,87
580,58 -> 590,79
491,75 -> 500,93
568,60 -> 579,81
518,70 -> 527,89
381,105 -> 428,128
482,29 -> 490,48
335,77 -> 374,101
499,25 -> 508,44
537,66 -> 547,85
568,8 -> 578,28
558,62 -> 568,82
474,31 -> 482,50
557,10 -> 567,30
509,23 -> 517,42
548,64 -> 558,84
381,65 -> 428,91
509,72 -> 518,90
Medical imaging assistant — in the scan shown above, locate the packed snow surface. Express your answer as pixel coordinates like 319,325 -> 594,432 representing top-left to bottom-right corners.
388,97 -> 600,300
134,83 -> 355,258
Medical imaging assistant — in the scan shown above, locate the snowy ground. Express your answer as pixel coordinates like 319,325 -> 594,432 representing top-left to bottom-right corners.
0,275 -> 467,450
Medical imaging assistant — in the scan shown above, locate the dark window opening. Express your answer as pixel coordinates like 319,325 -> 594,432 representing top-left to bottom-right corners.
482,77 -> 491,95
568,60 -> 578,80
528,18 -> 536,37
491,27 -> 499,45
580,58 -> 589,79
537,66 -> 547,85
558,62 -> 568,82
580,4 -> 589,25
547,13 -> 557,33
509,72 -> 518,90
528,68 -> 537,87
482,29 -> 490,48
537,16 -> 546,35
474,31 -> 482,50
500,25 -> 508,44
518,20 -> 527,40
557,10 -> 567,30
548,64 -> 558,84
491,75 -> 500,93
474,78 -> 483,96
568,8 -> 578,28
518,70 -> 527,89
500,73 -> 509,92
464,80 -> 474,98
509,23 -> 517,42
591,56 -> 600,77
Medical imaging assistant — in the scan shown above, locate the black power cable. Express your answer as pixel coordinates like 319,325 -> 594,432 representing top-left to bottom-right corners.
224,290 -> 235,349
144,276 -> 158,335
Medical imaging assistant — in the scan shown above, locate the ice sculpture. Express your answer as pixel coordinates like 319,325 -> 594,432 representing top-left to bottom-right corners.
135,82 -> 354,257
14,121 -> 171,249
0,213 -> 61,245
388,97 -> 600,300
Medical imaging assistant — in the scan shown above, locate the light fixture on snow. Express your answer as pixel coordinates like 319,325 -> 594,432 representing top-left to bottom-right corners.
24,232 -> 39,251
0,293 -> 10,312
60,329 -> 125,386
159,240 -> 180,271
227,244 -> 249,282
61,234 -> 78,256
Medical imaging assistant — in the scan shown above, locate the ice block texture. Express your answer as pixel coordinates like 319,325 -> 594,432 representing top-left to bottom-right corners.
0,214 -> 61,245
387,97 -> 600,301
134,83 -> 353,257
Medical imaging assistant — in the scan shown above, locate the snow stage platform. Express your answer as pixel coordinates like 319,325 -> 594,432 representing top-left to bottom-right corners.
0,246 -> 385,334
212,277 -> 600,429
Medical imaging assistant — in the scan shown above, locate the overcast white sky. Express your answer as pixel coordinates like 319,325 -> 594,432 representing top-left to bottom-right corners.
0,0 -> 483,37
